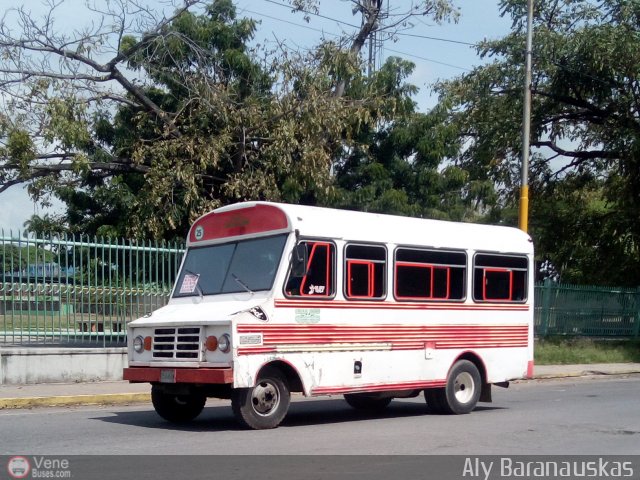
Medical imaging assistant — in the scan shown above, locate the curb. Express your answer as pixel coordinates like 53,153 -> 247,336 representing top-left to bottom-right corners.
0,393 -> 150,409
532,369 -> 640,380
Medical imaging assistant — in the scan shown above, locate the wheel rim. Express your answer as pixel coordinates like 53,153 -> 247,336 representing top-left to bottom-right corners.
453,371 -> 475,404
251,380 -> 280,416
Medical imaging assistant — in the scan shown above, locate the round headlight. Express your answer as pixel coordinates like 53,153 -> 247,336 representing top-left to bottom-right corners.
218,334 -> 231,353
133,335 -> 144,353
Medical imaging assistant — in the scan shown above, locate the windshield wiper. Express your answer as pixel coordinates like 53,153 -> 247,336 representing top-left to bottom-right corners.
232,273 -> 254,294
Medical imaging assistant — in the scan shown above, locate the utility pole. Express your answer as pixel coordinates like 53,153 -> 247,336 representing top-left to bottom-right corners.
519,0 -> 534,233
364,0 -> 388,77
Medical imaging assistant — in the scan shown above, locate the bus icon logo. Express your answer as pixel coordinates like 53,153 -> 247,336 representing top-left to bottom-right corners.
7,456 -> 31,479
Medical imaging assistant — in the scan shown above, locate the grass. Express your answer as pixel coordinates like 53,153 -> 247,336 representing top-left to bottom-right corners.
535,337 -> 640,365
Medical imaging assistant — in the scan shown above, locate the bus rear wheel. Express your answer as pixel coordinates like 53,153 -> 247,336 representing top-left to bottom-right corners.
231,368 -> 290,429
424,388 -> 448,414
151,385 -> 206,423
344,393 -> 392,410
426,360 -> 481,415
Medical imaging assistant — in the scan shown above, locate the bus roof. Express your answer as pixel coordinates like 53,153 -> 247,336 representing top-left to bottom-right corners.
188,202 -> 533,254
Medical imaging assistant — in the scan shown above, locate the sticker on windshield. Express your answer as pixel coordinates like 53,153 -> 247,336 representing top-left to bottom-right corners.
180,273 -> 200,294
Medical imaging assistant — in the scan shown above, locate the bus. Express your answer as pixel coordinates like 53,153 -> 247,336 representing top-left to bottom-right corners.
123,202 -> 534,429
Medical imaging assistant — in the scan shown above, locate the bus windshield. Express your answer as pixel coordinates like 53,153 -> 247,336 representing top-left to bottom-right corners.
173,234 -> 287,298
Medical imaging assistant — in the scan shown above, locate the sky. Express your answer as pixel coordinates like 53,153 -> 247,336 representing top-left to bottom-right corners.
0,0 -> 513,234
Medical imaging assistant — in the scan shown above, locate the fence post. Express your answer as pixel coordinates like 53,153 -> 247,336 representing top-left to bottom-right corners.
634,287 -> 640,339
539,278 -> 552,337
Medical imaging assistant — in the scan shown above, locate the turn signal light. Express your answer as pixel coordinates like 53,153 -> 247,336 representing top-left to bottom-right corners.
143,336 -> 152,351
205,336 -> 218,351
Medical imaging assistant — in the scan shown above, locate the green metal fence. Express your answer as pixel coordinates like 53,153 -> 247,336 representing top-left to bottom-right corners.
1,231 -> 184,346
2,230 -> 639,346
535,281 -> 640,337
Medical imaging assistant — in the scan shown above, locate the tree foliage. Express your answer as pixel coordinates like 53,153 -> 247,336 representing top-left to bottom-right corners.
1,0 -> 461,240
435,0 -> 640,285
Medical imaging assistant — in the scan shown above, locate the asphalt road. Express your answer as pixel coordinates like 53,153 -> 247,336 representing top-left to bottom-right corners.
1,376 -> 639,456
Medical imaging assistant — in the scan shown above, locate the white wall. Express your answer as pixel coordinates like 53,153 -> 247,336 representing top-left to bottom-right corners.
0,348 -> 127,384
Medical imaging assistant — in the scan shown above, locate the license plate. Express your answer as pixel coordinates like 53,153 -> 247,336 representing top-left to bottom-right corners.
160,369 -> 176,383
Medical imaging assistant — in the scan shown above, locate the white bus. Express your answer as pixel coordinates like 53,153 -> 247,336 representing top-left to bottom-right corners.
124,202 -> 534,429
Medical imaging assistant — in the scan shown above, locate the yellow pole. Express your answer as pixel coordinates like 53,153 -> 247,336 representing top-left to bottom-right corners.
518,185 -> 529,232
519,0 -> 534,233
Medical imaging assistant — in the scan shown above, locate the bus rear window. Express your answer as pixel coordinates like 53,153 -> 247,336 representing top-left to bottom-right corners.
473,253 -> 528,302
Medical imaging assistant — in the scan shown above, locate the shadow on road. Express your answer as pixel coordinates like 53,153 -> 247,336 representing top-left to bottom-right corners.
92,397 -> 505,432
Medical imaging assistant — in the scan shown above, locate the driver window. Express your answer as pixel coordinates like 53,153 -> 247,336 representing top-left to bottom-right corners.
285,241 -> 335,297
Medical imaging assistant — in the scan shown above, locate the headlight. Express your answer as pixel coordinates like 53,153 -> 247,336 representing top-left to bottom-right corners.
218,334 -> 231,353
133,335 -> 144,353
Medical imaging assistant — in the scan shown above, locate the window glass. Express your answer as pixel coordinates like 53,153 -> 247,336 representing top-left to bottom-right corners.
285,241 -> 335,297
173,234 -> 286,297
344,244 -> 386,299
394,248 -> 466,301
473,253 -> 528,302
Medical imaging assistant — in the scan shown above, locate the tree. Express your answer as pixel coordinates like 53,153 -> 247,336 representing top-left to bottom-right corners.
434,0 -> 640,285
331,57 -> 498,221
290,0 -> 459,97
1,0 -> 459,240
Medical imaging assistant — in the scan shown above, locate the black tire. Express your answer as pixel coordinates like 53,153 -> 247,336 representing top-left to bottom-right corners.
441,360 -> 482,414
151,385 -> 206,423
424,388 -> 448,414
344,393 -> 392,410
231,368 -> 290,429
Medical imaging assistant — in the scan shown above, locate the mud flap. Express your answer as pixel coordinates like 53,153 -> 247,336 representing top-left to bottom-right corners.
479,383 -> 492,403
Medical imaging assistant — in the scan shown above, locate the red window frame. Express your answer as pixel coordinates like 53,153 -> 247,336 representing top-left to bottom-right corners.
482,268 -> 513,301
394,262 -> 451,300
346,260 -> 375,298
300,242 -> 332,297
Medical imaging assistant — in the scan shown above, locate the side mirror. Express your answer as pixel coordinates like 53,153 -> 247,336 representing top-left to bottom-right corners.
291,243 -> 308,277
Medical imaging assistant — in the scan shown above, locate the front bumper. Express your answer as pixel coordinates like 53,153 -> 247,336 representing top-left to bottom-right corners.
123,367 -> 233,384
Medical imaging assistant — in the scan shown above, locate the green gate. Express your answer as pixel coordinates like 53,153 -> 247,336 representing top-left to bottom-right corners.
1,231 -> 184,346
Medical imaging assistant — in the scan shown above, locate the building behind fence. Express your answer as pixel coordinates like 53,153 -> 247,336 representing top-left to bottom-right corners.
1,230 -> 639,346
1,231 -> 184,346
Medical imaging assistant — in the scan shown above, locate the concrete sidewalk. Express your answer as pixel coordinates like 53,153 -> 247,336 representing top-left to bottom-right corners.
1,364 -> 639,410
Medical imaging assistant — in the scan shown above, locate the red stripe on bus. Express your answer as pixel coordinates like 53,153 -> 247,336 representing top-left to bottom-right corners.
273,299 -> 529,310
236,324 -> 529,354
311,379 -> 447,395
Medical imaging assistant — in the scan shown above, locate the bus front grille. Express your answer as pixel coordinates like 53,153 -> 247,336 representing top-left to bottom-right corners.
152,327 -> 201,360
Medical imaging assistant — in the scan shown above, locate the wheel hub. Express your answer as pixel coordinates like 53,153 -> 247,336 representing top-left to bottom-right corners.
453,371 -> 475,404
251,381 -> 280,416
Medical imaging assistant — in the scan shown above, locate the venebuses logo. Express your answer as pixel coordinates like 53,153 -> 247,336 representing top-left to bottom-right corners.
7,456 -> 31,479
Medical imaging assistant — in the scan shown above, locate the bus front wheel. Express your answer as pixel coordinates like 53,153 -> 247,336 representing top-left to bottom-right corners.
426,360 -> 481,415
231,368 -> 290,429
151,385 -> 206,423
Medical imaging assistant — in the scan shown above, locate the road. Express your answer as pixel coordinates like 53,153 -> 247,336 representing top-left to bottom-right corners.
1,376 -> 639,455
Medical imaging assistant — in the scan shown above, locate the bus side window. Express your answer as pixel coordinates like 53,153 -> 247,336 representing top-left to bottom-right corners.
473,253 -> 528,302
344,244 -> 386,300
394,248 -> 466,301
285,241 -> 335,297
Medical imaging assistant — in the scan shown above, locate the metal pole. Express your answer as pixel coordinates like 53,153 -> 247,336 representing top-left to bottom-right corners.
519,0 -> 534,233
